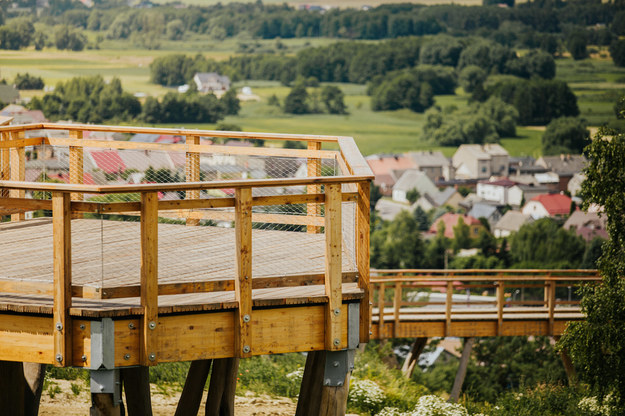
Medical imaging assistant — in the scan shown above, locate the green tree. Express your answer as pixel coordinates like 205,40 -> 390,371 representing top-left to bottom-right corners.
560,128 -> 625,408
542,117 -> 589,156
452,217 -> 472,252
424,221 -> 450,268
220,88 -> 240,115
609,40 -> 625,68
566,31 -> 587,61
370,211 -> 425,269
283,83 -> 310,114
459,65 -> 487,94
14,73 -> 44,90
320,85 -> 347,114
54,25 -> 86,51
406,188 -> 420,205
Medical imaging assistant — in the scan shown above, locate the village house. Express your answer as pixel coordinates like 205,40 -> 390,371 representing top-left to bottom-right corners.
392,169 -> 439,203
428,213 -> 483,239
415,187 -> 463,212
468,202 -> 503,229
366,154 -> 417,196
493,210 -> 533,238
452,144 -> 509,180
476,179 -> 523,206
406,150 -> 453,182
521,193 -> 573,220
563,210 -> 608,242
536,154 -> 587,193
193,72 -> 231,93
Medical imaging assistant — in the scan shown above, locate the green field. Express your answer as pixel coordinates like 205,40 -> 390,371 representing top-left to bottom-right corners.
1,42 -> 621,157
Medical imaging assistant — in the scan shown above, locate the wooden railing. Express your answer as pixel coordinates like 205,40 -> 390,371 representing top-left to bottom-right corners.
0,123 -> 374,366
371,269 -> 601,338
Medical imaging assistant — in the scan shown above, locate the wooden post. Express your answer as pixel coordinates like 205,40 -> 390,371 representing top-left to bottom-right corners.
121,367 -> 152,416
52,192 -> 72,367
449,337 -> 475,403
378,282 -> 385,339
401,337 -> 428,378
393,278 -> 402,338
0,361 -> 25,416
235,187 -> 253,358
547,280 -> 556,336
307,141 -> 322,234
356,180 -> 370,344
141,192 -> 158,366
23,363 -> 46,416
496,280 -> 505,336
90,394 -> 121,416
206,358 -> 239,416
69,130 -> 83,202
445,281 -> 453,337
175,360 -> 212,416
0,132 -> 10,198
185,135 -> 200,226
324,183 -> 342,350
10,131 -> 25,222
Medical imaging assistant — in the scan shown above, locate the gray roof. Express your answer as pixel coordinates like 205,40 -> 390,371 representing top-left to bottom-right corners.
393,169 -> 439,196
494,210 -> 532,232
432,187 -> 457,206
0,85 -> 19,104
537,155 -> 587,176
407,151 -> 449,167
375,198 -> 413,222
468,203 -> 499,220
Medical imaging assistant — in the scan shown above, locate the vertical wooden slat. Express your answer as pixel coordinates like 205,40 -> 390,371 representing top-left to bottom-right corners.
445,280 -> 453,337
0,132 -> 10,198
141,192 -> 158,366
356,181 -> 370,343
393,278 -> 402,338
496,280 -> 505,336
547,280 -> 556,336
185,135 -> 200,226
307,141 -> 322,234
324,183 -> 342,350
235,187 -> 253,358
68,130 -> 83,202
52,192 -> 72,367
378,282 -> 385,339
10,131 -> 25,222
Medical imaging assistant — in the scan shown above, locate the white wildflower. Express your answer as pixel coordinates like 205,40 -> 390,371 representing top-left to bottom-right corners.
348,379 -> 386,410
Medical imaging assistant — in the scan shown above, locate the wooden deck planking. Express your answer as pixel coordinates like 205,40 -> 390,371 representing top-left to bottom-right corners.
0,218 -> 358,288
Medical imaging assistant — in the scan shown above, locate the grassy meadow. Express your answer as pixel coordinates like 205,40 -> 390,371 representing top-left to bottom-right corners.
1,38 -> 622,156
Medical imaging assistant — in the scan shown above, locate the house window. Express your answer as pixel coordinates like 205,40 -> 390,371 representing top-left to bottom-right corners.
481,167 -> 487,173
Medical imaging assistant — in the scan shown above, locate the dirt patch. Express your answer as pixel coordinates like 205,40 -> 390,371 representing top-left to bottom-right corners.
39,379 -> 297,415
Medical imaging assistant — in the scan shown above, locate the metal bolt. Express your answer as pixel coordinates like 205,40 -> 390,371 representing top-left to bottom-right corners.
333,308 -> 341,316
79,324 -> 86,330
124,354 -> 131,361
245,275 -> 249,280
55,322 -> 63,331
333,338 -> 340,346
148,321 -> 156,330
332,361 -> 339,368
55,354 -> 63,363
243,314 -> 251,323
337,381 -> 343,386
324,379 -> 331,386
128,323 -> 136,329
242,345 -> 251,354
81,355 -> 87,362
148,353 -> 156,362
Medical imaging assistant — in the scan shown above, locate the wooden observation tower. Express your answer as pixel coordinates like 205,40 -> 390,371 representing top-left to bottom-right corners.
0,122 -> 373,415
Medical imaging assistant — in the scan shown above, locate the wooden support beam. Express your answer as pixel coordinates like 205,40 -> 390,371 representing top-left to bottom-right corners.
185,135 -> 200,226
393,278 -> 402,338
496,280 -> 505,336
10,131 -> 25,221
121,366 -> 152,416
52,192 -> 72,367
175,360 -> 212,416
206,358 -> 239,416
307,141 -> 322,234
547,281 -> 556,336
23,363 -> 46,416
401,337 -> 428,379
445,281 -> 453,337
90,394 -> 121,416
68,130 -> 83,202
324,183 -> 342,350
140,192 -> 159,366
356,180 -> 371,344
0,361 -> 25,416
0,132 -> 10,198
449,337 -> 475,403
235,187 -> 253,358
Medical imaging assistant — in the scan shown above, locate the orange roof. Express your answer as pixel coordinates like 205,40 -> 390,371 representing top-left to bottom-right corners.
429,213 -> 482,238
366,155 -> 416,176
530,194 -> 572,216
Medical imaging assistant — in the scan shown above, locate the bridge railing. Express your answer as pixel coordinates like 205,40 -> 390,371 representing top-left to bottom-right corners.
371,269 -> 601,338
0,123 -> 373,366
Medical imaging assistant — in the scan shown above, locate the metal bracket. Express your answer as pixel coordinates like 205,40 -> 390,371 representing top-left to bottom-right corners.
90,369 -> 121,405
91,318 -> 114,370
348,302 -> 360,349
323,349 -> 355,387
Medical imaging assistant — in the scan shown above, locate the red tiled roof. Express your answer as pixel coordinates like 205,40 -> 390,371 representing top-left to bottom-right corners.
90,150 -> 126,174
367,156 -> 417,176
428,213 -> 482,238
48,172 -> 95,185
530,194 -> 572,216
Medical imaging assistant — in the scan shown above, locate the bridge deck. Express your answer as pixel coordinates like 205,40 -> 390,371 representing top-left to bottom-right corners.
0,218 -> 361,317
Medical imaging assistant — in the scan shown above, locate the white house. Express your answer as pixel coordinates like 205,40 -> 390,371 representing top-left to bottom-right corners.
193,72 -> 231,93
522,193 -> 573,220
392,170 -> 439,203
493,210 -> 533,238
452,144 -> 509,180
476,179 -> 523,206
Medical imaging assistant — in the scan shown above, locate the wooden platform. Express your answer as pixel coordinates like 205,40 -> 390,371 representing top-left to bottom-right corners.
0,218 -> 361,317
